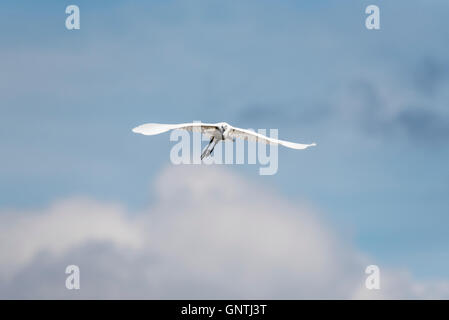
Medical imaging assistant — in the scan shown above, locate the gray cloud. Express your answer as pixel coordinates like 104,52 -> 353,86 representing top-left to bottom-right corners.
412,57 -> 448,95
338,75 -> 449,143
396,107 -> 449,141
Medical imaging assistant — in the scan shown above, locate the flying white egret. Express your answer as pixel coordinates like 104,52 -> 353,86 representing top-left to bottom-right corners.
132,122 -> 316,160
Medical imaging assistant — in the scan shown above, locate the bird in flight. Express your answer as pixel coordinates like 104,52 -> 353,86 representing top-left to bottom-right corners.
132,122 -> 316,160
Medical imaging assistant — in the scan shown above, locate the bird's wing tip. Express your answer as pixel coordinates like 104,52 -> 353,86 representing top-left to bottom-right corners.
132,126 -> 140,133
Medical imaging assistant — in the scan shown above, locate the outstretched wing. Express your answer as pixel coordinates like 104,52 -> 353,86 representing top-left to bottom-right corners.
132,122 -> 219,136
228,126 -> 316,150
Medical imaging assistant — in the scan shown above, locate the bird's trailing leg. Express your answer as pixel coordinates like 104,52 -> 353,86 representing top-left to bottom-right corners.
201,136 -> 218,160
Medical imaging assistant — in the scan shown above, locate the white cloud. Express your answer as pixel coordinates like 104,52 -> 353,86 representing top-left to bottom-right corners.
0,198 -> 144,280
0,165 -> 447,299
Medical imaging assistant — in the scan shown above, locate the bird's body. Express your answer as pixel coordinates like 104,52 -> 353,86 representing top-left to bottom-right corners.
132,121 -> 316,159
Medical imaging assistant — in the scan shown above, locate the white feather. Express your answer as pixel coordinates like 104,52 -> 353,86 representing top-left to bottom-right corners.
132,122 -> 316,150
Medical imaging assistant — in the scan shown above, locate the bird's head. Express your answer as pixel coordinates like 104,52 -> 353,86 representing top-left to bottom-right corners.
218,122 -> 230,131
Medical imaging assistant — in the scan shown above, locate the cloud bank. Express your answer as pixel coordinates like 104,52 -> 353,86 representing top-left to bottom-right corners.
0,166 -> 447,299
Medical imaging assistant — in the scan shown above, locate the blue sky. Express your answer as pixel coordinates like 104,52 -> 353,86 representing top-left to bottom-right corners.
1,1 -> 449,297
